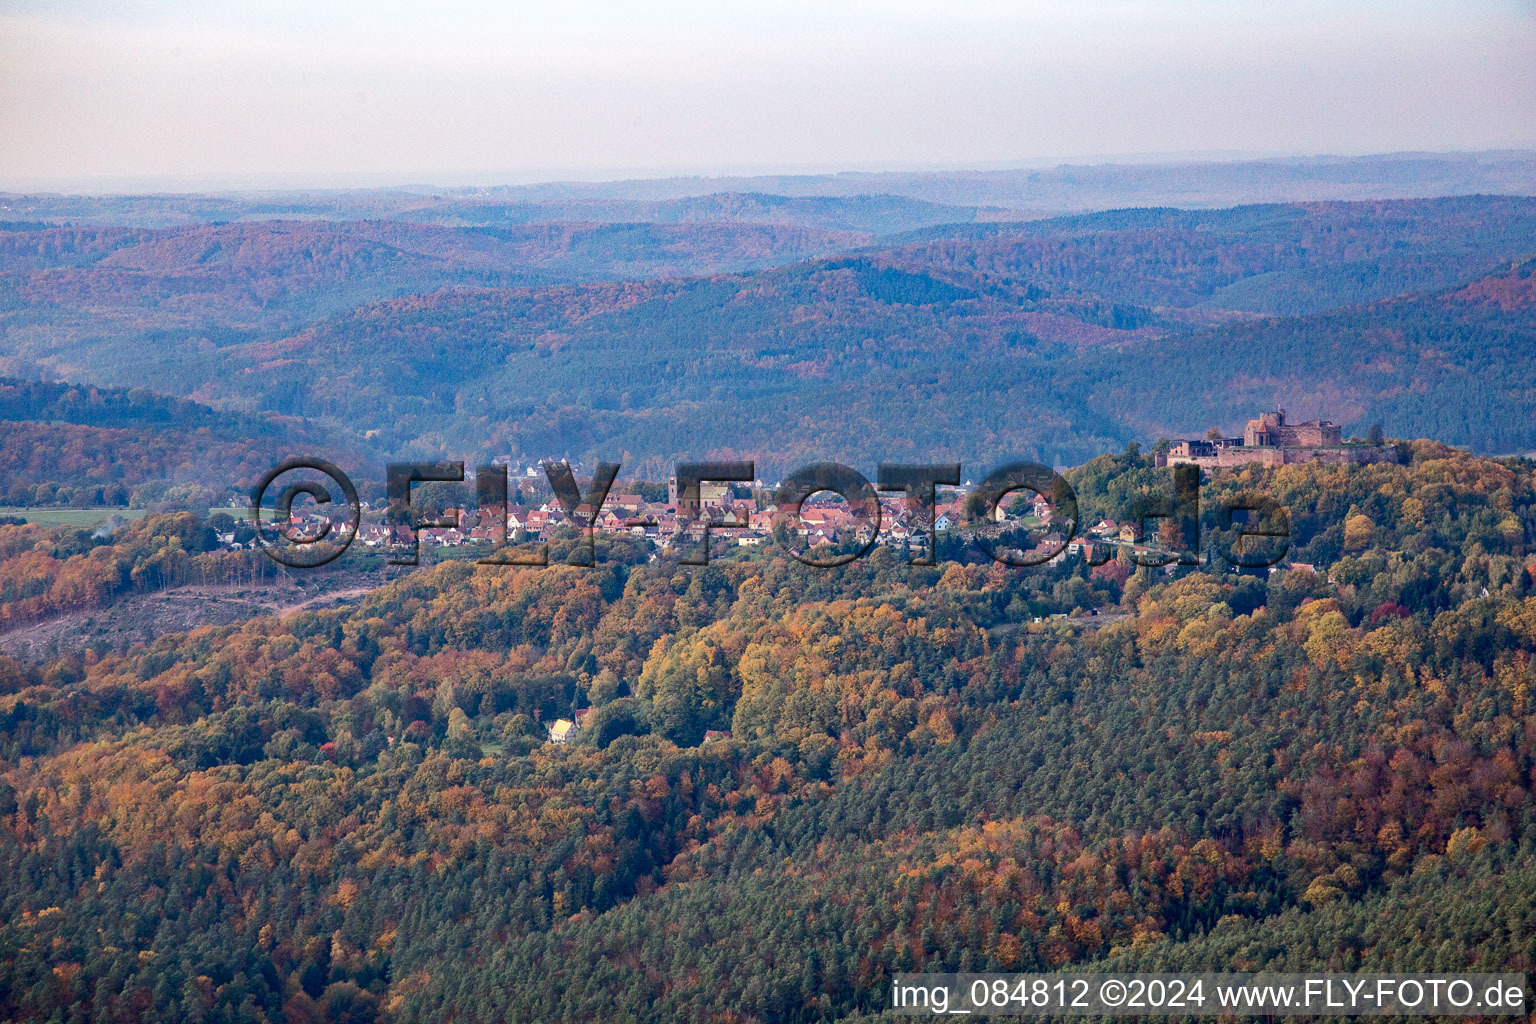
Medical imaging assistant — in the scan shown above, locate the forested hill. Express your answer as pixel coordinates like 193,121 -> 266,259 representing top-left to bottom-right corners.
1,447 -> 1534,1021
1074,257 -> 1536,453
195,199 -> 1536,472
0,378 -> 370,506
881,195 -> 1536,314
2,194 -> 1534,477
0,218 -> 864,369
0,377 -> 292,434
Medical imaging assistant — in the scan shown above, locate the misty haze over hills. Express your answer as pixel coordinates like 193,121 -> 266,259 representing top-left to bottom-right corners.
4,150 -> 1535,229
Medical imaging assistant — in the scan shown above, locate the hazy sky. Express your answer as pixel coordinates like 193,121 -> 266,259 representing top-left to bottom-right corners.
2,0 -> 1534,188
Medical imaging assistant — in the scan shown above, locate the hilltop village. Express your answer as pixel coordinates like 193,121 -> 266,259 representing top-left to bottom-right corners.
247,409 -> 1387,569
253,466 -> 1134,567
352,478 -> 1010,562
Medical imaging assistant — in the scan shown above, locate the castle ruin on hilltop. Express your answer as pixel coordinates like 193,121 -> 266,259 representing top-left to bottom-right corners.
1155,409 -> 1399,469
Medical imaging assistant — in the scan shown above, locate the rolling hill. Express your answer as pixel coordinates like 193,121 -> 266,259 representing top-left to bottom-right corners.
1,193 -> 1533,480
185,196 -> 1536,473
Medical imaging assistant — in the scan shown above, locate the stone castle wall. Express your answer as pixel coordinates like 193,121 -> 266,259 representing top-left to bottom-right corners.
1275,422 -> 1343,447
1162,444 -> 1398,470
1241,410 -> 1343,448
1163,409 -> 1371,469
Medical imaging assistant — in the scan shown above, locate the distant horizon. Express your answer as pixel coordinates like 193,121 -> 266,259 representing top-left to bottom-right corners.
5,0 -> 1532,189
4,146 -> 1536,198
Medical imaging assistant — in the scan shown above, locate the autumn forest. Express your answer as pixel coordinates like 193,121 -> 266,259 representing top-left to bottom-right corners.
1,159 -> 1535,1022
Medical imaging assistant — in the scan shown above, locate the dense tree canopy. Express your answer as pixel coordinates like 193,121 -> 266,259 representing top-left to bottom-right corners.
1,447 -> 1533,1021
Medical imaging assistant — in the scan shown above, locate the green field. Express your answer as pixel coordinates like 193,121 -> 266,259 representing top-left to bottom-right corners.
0,506 -> 150,528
